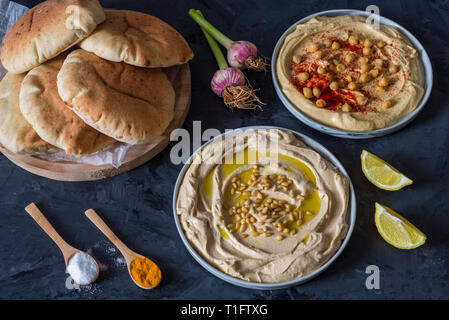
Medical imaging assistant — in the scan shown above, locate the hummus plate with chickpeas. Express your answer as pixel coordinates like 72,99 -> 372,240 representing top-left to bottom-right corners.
175,128 -> 353,285
275,14 -> 426,132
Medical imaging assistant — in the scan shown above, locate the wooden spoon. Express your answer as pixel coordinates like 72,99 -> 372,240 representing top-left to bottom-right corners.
84,209 -> 161,289
24,203 -> 99,285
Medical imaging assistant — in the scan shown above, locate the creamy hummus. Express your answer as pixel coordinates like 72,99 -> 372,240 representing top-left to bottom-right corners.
276,15 -> 425,131
176,129 -> 349,283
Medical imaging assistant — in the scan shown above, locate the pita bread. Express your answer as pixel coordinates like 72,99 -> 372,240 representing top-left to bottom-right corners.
1,0 -> 105,74
57,49 -> 175,144
19,54 -> 115,157
79,9 -> 193,68
0,73 -> 56,155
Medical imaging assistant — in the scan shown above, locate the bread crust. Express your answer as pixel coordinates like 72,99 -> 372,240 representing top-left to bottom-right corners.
0,73 -> 56,155
19,53 -> 115,157
80,9 -> 193,68
57,49 -> 175,145
1,0 -> 105,74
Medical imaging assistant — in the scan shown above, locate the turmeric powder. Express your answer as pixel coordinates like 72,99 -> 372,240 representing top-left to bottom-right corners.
130,256 -> 161,288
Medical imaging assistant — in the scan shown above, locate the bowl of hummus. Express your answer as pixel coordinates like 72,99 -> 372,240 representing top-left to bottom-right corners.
272,10 -> 433,139
173,127 -> 356,289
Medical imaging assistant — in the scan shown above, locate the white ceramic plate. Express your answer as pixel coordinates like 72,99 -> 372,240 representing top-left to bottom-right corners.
271,9 -> 433,139
172,126 -> 357,290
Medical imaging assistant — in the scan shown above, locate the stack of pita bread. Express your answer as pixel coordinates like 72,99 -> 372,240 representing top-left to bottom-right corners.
0,0 -> 193,158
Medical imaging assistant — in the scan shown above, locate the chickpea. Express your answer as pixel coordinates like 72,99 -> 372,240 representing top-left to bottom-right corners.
309,42 -> 319,53
348,35 -> 359,45
361,63 -> 370,73
348,82 -> 357,90
313,87 -> 322,97
329,81 -> 339,91
359,73 -> 372,84
346,75 -> 353,82
373,59 -> 383,66
324,39 -> 333,48
331,41 -> 341,50
341,103 -> 352,112
357,95 -> 368,105
315,50 -> 323,59
316,99 -> 327,108
336,64 -> 346,72
389,65 -> 399,74
378,77 -> 389,87
373,65 -> 383,71
363,47 -> 372,56
363,39 -> 373,47
345,53 -> 356,63
303,87 -> 313,98
382,100 -> 392,108
369,69 -> 380,78
292,55 -> 300,64
297,72 -> 309,82
359,57 -> 369,64
317,66 -> 326,75
377,41 -> 386,48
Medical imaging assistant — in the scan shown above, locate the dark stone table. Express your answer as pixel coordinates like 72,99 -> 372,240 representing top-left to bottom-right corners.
1,0 -> 448,300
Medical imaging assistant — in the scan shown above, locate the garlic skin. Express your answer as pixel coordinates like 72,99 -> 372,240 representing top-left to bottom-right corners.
227,41 -> 258,69
211,67 -> 246,97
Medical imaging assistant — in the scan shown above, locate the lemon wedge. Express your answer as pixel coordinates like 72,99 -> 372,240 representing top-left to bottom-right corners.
375,203 -> 426,249
361,150 -> 413,191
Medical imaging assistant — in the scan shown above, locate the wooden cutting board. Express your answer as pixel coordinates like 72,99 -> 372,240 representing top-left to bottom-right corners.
0,64 -> 191,182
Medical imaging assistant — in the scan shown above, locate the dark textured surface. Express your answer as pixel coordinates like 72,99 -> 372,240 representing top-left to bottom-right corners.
1,0 -> 448,300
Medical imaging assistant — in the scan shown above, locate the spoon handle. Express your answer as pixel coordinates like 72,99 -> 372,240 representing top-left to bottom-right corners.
25,203 -> 72,259
85,209 -> 133,261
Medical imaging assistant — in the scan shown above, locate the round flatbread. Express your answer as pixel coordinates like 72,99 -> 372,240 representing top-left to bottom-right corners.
79,9 -> 193,68
57,49 -> 175,144
19,54 -> 115,157
1,0 -> 105,74
0,73 -> 56,155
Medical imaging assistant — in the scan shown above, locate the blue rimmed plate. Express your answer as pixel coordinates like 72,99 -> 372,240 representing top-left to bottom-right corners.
172,126 -> 357,290
271,9 -> 433,139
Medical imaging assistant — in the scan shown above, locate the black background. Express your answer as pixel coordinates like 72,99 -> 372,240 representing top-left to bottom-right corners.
1,0 -> 448,299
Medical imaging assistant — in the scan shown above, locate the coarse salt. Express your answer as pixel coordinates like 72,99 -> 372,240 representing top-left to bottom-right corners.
66,252 -> 98,285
